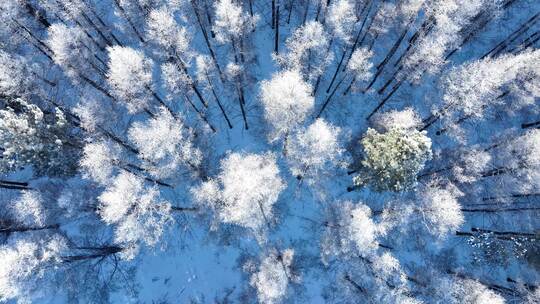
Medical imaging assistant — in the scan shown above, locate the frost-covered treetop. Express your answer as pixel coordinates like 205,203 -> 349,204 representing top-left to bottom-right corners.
11,191 -> 46,227
128,107 -> 201,179
193,152 -> 285,232
0,98 -> 74,176
0,51 -> 31,97
371,108 -> 422,132
146,7 -> 191,59
286,118 -> 344,180
349,203 -> 382,256
213,0 -> 258,44
106,46 -> 154,113
354,127 -> 432,192
415,182 -> 464,237
440,49 -> 540,119
326,0 -> 356,41
80,140 -> 122,185
347,47 -> 374,82
250,249 -> 295,304
321,201 -> 386,263
0,235 -> 67,303
260,70 -> 315,142
98,171 -> 172,260
454,279 -> 506,304
277,21 -> 331,81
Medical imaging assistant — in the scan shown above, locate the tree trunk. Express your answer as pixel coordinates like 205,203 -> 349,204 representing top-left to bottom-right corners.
275,0 -> 280,54
190,0 -> 224,81
171,206 -> 199,212
272,0 -> 276,29
24,1 -> 51,28
112,0 -> 145,43
326,48 -> 347,93
522,119 -> 540,129
1,223 -> 60,234
344,275 -> 366,294
316,75 -> 347,118
205,72 -> 233,128
481,12 -> 540,59
461,207 -> 540,213
365,19 -> 413,91
62,245 -> 124,263
367,79 -> 404,120
184,95 -> 217,132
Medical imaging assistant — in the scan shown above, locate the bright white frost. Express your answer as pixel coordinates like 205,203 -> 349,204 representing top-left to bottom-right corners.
326,0 -> 356,41
0,51 -> 30,96
212,0 -> 257,44
277,21 -> 332,81
98,172 -> 172,260
80,140 -> 122,185
286,119 -> 343,180
347,47 -> 374,82
494,129 -> 540,192
161,61 -> 191,98
371,107 -> 422,132
349,204 -> 381,255
438,49 -> 540,139
106,46 -> 153,113
193,152 -> 285,231
404,0 -> 500,81
47,23 -> 95,78
321,201 -> 385,263
250,249 -> 294,304
146,7 -> 190,58
260,70 -> 314,142
370,3 -> 398,36
0,235 -> 66,303
128,107 -> 201,179
12,191 -> 46,227
416,183 -> 464,237
453,279 -> 506,304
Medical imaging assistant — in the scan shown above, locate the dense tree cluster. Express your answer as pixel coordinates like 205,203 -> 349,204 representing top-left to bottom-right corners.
0,0 -> 539,303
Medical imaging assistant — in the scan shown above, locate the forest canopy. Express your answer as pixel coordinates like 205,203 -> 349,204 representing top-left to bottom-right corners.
0,0 -> 539,303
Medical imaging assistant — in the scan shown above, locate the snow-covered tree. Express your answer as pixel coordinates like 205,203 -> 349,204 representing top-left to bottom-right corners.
321,201 -> 385,263
212,0 -> 258,44
400,0 -> 503,83
47,23 -> 102,79
415,183 -> 464,237
146,7 -> 191,60
106,46 -> 154,113
487,129 -> 540,194
326,0 -> 356,42
192,152 -> 285,232
275,21 -> 332,82
369,3 -> 398,38
431,49 -> 540,140
250,249 -> 296,304
128,107 -> 201,179
371,107 -> 422,132
11,191 -> 46,228
352,126 -> 432,192
0,98 -> 78,176
0,235 -> 67,303
0,51 -> 33,97
286,118 -> 344,181
98,171 -> 173,260
79,140 -> 122,185
346,48 -> 374,82
260,70 -> 314,142
452,279 -> 506,304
